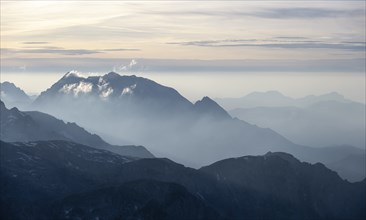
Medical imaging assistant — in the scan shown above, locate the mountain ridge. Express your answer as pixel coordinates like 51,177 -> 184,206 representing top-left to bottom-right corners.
1,140 -> 364,220
215,90 -> 358,110
0,81 -> 31,109
25,73 -> 365,182
0,100 -> 154,159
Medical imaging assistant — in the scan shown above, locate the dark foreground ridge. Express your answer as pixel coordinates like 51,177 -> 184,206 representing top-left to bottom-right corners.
1,140 -> 364,220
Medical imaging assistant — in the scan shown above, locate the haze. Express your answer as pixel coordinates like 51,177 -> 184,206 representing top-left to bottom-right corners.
1,1 -> 366,219
1,1 -> 365,102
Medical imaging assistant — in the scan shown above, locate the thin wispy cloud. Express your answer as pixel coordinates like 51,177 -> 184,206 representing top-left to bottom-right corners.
102,48 -> 140,52
169,38 -> 366,51
1,1 -> 365,61
2,47 -> 140,56
22,41 -> 49,45
143,6 -> 365,20
248,8 -> 365,19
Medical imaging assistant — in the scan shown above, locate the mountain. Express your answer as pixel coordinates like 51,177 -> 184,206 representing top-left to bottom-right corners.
30,72 -> 363,180
0,100 -> 154,158
0,140 -> 136,220
51,180 -> 220,220
297,92 -> 352,106
326,153 -> 366,182
33,71 -> 193,116
1,141 -> 364,219
229,101 -> 365,149
194,96 -> 231,119
0,82 -> 31,109
215,91 -> 294,109
200,152 -> 365,219
214,91 -> 355,110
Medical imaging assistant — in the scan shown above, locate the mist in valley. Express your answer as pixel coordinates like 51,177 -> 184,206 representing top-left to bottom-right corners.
1,0 -> 365,219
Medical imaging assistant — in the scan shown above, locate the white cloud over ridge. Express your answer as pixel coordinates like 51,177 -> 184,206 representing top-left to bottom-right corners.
59,81 -> 93,97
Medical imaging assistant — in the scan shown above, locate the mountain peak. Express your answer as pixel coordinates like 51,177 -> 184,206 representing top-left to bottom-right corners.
1,81 -> 16,87
322,92 -> 345,99
194,96 -> 231,119
200,96 -> 214,103
62,70 -> 85,79
245,91 -> 289,99
264,151 -> 300,164
0,81 -> 31,108
104,71 -> 121,78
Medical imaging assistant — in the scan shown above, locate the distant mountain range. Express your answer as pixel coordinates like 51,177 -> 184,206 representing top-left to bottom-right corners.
1,140 -> 364,219
214,90 -> 356,109
1,73 -> 365,219
0,82 -> 32,109
3,72 -> 364,182
215,91 -> 365,149
0,100 -> 154,159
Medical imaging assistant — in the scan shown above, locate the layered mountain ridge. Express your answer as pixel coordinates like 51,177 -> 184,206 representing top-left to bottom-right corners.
0,100 -> 154,159
1,73 -> 365,219
24,72 -> 366,181
0,81 -> 31,109
1,140 -> 364,219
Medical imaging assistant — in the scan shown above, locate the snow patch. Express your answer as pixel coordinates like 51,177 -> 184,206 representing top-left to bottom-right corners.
121,84 -> 136,96
59,81 -> 93,97
97,77 -> 114,99
97,77 -> 109,90
74,82 -> 93,96
100,87 -> 113,99
59,83 -> 78,94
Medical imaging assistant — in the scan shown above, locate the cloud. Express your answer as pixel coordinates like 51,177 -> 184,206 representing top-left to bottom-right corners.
2,48 -> 101,55
143,7 -> 365,20
1,47 -> 140,56
249,8 -> 365,19
59,81 -> 93,97
1,57 -> 365,74
22,41 -> 49,45
22,46 -> 65,49
113,59 -> 142,72
103,48 -> 140,52
169,38 -> 366,51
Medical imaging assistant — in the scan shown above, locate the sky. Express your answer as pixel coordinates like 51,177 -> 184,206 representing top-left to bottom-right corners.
0,0 -> 365,102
